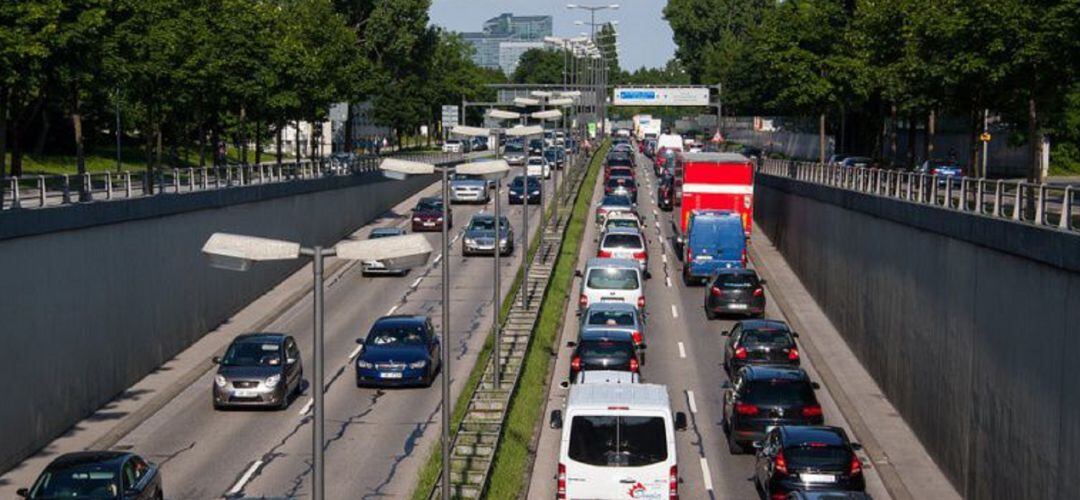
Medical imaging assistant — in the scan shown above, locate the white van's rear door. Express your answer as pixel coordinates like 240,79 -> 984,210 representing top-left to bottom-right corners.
563,413 -> 671,499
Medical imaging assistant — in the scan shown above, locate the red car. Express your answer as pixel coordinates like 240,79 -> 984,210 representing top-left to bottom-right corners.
411,197 -> 452,232
604,165 -> 635,182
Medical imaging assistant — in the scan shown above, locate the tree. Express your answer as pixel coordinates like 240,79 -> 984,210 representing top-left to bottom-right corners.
0,0 -> 60,176
512,48 -> 563,84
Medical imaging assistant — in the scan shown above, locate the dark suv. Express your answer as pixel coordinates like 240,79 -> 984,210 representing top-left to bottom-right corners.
755,426 -> 866,498
722,366 -> 823,453
705,268 -> 766,319
566,329 -> 642,382
721,319 -> 799,378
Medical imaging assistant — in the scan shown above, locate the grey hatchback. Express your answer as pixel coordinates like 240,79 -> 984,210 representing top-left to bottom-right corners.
213,333 -> 303,410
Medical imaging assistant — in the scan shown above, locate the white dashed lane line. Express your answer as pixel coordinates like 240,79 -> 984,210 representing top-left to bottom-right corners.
665,276 -> 672,288
671,304 -> 679,318
298,398 -> 313,416
700,458 -> 714,492
228,460 -> 263,496
387,304 -> 399,315
411,277 -> 423,288
678,341 -> 686,358
687,390 -> 698,413
347,344 -> 363,360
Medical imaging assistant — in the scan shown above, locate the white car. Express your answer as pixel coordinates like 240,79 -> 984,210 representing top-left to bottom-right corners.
577,258 -> 645,313
526,156 -> 551,179
597,228 -> 648,276
550,383 -> 687,500
574,370 -> 638,384
442,140 -> 462,153
599,211 -> 642,239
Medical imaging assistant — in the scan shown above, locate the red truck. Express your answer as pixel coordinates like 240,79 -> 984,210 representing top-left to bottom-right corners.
673,152 -> 754,245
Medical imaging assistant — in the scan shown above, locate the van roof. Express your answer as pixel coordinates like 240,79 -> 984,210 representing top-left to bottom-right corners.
567,383 -> 671,412
681,152 -> 749,163
585,257 -> 640,269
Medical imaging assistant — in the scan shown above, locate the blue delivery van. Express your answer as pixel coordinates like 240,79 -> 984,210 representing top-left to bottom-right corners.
682,210 -> 746,285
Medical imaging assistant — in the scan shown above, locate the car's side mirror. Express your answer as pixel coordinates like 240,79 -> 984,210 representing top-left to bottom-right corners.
549,410 -> 563,429
638,344 -> 647,350
811,382 -> 821,390
559,379 -> 570,389
674,412 -> 688,431
565,341 -> 577,348
212,356 -> 221,364
355,338 -> 365,344
759,279 -> 768,285
721,330 -> 730,336
791,332 -> 800,338
287,358 -> 297,365
574,269 -> 583,277
16,488 -> 29,498
721,381 -> 732,389
851,442 -> 863,451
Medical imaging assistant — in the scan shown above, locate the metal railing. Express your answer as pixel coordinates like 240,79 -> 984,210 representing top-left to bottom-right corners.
0,150 -> 463,212
759,159 -> 1079,232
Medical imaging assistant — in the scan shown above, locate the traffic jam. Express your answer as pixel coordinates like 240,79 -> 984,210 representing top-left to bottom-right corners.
546,122 -> 875,500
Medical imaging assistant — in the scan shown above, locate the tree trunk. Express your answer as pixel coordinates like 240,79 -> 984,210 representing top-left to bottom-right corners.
818,113 -> 826,165
924,110 -> 936,167
889,104 -> 898,165
34,108 -> 49,156
211,126 -> 220,167
145,123 -> 155,194
310,121 -> 316,161
72,87 -> 90,201
254,120 -> 262,165
295,120 -> 302,161
0,86 -> 7,175
155,123 -> 162,170
1028,97 -> 1043,183
968,106 -> 980,176
10,114 -> 24,177
198,123 -> 206,168
239,105 -> 248,165
276,122 -> 283,167
905,113 -> 916,169
839,108 -> 846,155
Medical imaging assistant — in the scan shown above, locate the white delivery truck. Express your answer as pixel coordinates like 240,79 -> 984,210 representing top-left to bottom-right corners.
550,383 -> 687,500
657,133 -> 684,153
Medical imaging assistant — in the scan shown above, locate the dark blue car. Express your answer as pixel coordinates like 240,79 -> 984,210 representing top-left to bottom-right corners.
508,175 -> 542,205
355,315 -> 441,387
682,210 -> 747,285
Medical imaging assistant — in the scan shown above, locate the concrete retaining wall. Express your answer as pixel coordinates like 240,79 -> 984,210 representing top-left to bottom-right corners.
754,174 -> 1080,499
0,171 -> 434,473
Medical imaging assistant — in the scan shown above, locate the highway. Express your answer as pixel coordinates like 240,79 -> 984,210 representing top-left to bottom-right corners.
0,160 -> 560,499
526,147 -> 892,499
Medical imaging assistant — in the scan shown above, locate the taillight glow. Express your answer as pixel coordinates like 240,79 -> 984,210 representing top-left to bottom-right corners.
637,296 -> 646,309
632,251 -> 646,260
669,465 -> 678,499
788,348 -> 799,361
734,346 -> 748,359
597,250 -> 613,258
557,463 -> 566,499
629,357 -> 639,373
753,288 -> 764,297
579,294 -> 588,307
734,402 -> 759,416
850,454 -> 863,476
570,356 -> 581,372
631,331 -> 643,344
741,248 -> 748,266
775,451 -> 788,474
710,286 -> 724,297
801,404 -> 823,418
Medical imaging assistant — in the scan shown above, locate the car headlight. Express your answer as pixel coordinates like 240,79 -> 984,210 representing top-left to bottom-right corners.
531,190 -> 540,195
437,217 -> 444,222
413,217 -> 421,222
215,375 -> 228,388
357,360 -> 373,369
464,238 -> 476,246
264,374 -> 281,388
408,360 -> 428,369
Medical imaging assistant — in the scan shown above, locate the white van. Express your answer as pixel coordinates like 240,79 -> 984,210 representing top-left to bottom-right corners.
550,383 -> 687,499
577,258 -> 645,314
657,134 -> 684,153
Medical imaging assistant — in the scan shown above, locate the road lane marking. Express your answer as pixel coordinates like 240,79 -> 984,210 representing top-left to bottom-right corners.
670,305 -> 679,318
348,344 -> 363,360
700,458 -> 714,491
229,460 -> 263,495
662,254 -> 667,264
387,304 -> 399,315
434,253 -> 443,264
653,209 -> 658,216
411,277 -> 423,288
678,342 -> 686,358
665,276 -> 672,288
687,390 -> 698,413
298,398 -> 313,416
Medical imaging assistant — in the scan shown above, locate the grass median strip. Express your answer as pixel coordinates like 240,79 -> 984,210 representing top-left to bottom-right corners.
485,141 -> 608,498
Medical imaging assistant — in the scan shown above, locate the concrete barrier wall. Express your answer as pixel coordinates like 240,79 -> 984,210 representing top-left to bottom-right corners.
754,174 -> 1080,499
0,171 -> 434,472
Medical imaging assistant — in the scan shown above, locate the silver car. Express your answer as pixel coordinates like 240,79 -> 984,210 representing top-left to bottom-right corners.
213,333 -> 303,410
462,214 -> 514,256
450,174 -> 490,204
362,227 -> 409,276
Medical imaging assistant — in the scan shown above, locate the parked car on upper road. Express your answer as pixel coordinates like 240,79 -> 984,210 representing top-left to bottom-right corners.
442,140 -> 463,153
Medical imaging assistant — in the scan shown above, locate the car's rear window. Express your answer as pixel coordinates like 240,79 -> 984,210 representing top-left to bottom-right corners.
578,340 -> 634,361
606,178 -> 633,188
568,416 -> 668,467
784,445 -> 852,469
741,379 -> 815,406
602,234 -> 643,250
600,195 -> 632,207
587,268 -> 640,290
713,273 -> 758,287
741,328 -> 793,348
605,219 -> 640,231
587,310 -> 636,327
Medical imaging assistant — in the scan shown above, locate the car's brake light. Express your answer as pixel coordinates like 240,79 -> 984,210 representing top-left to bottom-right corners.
735,402 -> 759,416
557,463 -> 566,499
632,251 -> 646,260
571,356 -> 581,372
629,357 -> 639,373
741,248 -> 748,266
788,348 -> 799,361
734,346 -> 748,359
631,330 -> 643,345
775,450 -> 788,475
598,250 -> 613,258
669,465 -> 678,499
711,286 -> 724,297
579,294 -> 588,308
850,454 -> 863,476
802,404 -> 823,418
753,288 -> 764,297
637,296 -> 646,309
931,168 -> 940,176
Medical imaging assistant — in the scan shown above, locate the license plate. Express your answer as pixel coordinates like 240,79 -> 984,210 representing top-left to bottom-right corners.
233,390 -> 257,398
601,297 -> 623,302
728,303 -> 748,310
423,222 -> 435,227
695,255 -> 712,260
800,473 -> 836,483
380,372 -> 403,379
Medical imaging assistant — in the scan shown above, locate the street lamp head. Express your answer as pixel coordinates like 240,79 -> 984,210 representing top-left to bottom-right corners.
558,90 -> 582,98
505,125 -> 544,137
485,109 -> 521,121
531,90 -> 553,98
202,233 -> 302,271
452,125 -> 493,137
610,4 -> 620,9
380,158 -> 435,179
457,159 -> 511,180
547,98 -> 575,107
531,109 -> 563,120
513,97 -> 540,107
334,233 -> 433,268
566,3 -> 577,8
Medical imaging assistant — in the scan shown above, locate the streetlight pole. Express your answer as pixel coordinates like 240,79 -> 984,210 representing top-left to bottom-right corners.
309,245 -> 326,500
115,88 -> 122,172
491,130 -> 503,387
439,160 -> 451,500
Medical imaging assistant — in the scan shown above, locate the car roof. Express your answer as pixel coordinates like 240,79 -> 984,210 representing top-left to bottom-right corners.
780,425 -> 849,446
600,195 -> 632,204
370,227 -> 406,236
579,329 -> 635,341
740,365 -> 809,381
234,333 -> 287,343
585,257 -> 641,269
48,451 -> 130,469
584,302 -> 639,313
604,212 -> 639,222
566,383 -> 670,412
372,315 -> 428,327
738,318 -> 790,330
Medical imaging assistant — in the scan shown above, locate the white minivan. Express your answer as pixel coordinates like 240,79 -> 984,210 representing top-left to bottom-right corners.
550,383 -> 687,500
577,258 -> 645,314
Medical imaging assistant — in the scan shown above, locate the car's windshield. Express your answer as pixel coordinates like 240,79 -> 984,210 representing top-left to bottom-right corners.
451,173 -> 480,181
469,218 -> 496,231
221,341 -> 282,367
31,464 -> 120,499
528,157 -> 544,165
416,199 -> 443,212
578,339 -> 634,360
605,219 -> 640,231
741,379 -> 815,406
366,324 -> 427,346
370,230 -> 402,239
602,234 -> 643,249
568,416 -> 667,467
586,310 -> 636,327
784,444 -> 852,469
510,177 -> 540,188
606,178 -> 633,188
586,268 -> 640,290
714,273 -> 759,288
505,143 -> 523,153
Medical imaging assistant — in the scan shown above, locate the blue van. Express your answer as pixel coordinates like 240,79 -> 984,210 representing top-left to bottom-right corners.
682,210 -> 746,285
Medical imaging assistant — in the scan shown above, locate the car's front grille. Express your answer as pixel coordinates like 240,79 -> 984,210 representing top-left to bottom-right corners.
375,362 -> 406,370
233,380 -> 259,388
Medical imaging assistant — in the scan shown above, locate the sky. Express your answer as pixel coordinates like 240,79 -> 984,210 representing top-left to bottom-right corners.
429,0 -> 677,72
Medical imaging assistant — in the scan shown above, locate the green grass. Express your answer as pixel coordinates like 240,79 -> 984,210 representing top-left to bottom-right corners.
484,140 -> 608,499
3,146 -> 295,176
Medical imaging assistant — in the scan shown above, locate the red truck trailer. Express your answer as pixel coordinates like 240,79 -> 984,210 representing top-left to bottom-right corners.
673,152 -> 754,244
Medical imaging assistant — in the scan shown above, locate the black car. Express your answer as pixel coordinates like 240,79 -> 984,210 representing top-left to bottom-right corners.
606,154 -> 634,169
605,177 -> 637,203
213,333 -> 304,410
787,491 -> 873,499
508,175 -> 542,205
755,426 -> 866,497
657,174 -> 674,211
722,366 -> 823,453
544,148 -> 566,169
19,451 -> 163,499
722,319 -> 800,378
566,329 -> 642,381
705,268 -> 767,319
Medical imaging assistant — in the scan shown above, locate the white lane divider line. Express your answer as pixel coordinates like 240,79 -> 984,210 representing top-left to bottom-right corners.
687,390 -> 698,413
347,344 -> 363,360
670,304 -> 679,318
298,398 -> 313,416
700,457 -> 714,491
662,254 -> 667,264
434,253 -> 443,264
411,277 -> 423,288
653,208 -> 658,216
678,341 -> 686,358
665,276 -> 672,288
229,460 -> 263,496
387,304 -> 399,315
